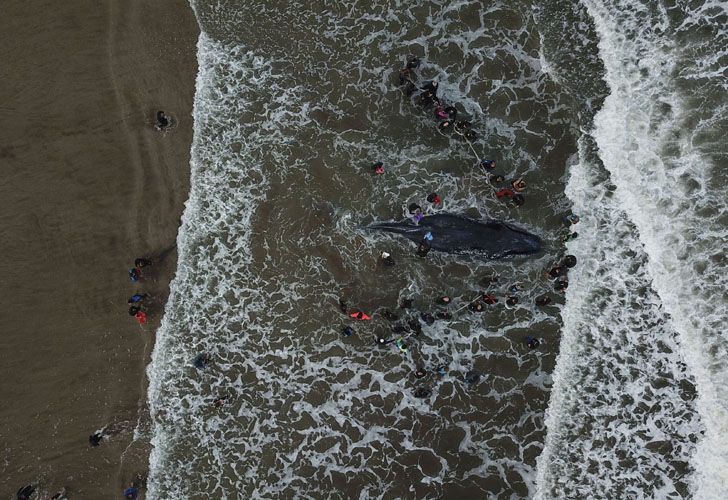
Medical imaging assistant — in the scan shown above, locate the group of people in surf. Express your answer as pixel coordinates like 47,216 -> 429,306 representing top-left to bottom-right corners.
398,57 -> 477,141
336,57 -> 582,397
400,57 -> 538,210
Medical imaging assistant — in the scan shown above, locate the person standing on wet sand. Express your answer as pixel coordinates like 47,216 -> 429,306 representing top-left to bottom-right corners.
155,111 -> 170,131
135,310 -> 148,325
130,257 -> 151,282
89,431 -> 104,447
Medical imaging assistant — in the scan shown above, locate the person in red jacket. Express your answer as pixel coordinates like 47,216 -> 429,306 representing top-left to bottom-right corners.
135,310 -> 148,325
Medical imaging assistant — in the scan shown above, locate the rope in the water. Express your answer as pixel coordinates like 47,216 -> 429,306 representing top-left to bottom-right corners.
453,293 -> 483,313
425,94 -> 484,200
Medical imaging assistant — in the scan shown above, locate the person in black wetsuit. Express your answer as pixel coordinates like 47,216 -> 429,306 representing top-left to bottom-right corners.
414,387 -> 432,398
535,295 -> 552,307
468,302 -> 484,312
17,486 -> 35,500
155,111 -> 170,130
391,323 -> 407,334
454,120 -> 471,132
418,80 -> 439,106
481,274 -> 499,286
547,266 -> 564,279
526,336 -> 541,349
420,312 -> 435,325
193,353 -> 210,370
408,203 -> 422,214
437,120 -> 453,132
416,241 -> 431,257
49,488 -> 67,500
436,296 -> 451,306
406,56 -> 420,70
444,106 -> 457,120
398,69 -> 416,96
380,251 -> 395,267
562,254 -> 577,268
381,309 -> 399,321
89,432 -> 104,447
465,370 -> 481,384
408,318 -> 423,336
421,79 -> 438,95
398,68 -> 413,86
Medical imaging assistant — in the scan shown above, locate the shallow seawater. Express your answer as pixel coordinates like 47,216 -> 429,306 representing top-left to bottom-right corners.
147,0 -> 727,497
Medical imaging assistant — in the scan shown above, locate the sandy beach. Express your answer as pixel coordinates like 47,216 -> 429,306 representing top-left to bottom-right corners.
0,0 -> 198,496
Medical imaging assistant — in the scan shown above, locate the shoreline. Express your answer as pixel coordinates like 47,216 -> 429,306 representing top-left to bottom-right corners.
0,0 -> 198,496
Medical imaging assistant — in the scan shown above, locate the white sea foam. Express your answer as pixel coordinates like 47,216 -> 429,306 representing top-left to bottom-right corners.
535,137 -> 700,498
581,0 -> 728,496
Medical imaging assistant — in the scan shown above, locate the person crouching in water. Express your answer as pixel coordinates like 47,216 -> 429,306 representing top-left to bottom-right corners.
155,111 -> 171,131
380,251 -> 395,267
398,68 -> 416,96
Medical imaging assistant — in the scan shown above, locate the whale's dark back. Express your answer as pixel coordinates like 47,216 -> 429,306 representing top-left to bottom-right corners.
367,213 -> 541,258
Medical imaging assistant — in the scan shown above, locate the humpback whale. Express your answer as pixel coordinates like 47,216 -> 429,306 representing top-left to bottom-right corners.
367,213 -> 541,258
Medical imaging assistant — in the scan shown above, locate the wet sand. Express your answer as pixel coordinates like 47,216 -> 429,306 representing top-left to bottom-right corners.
0,0 -> 198,496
